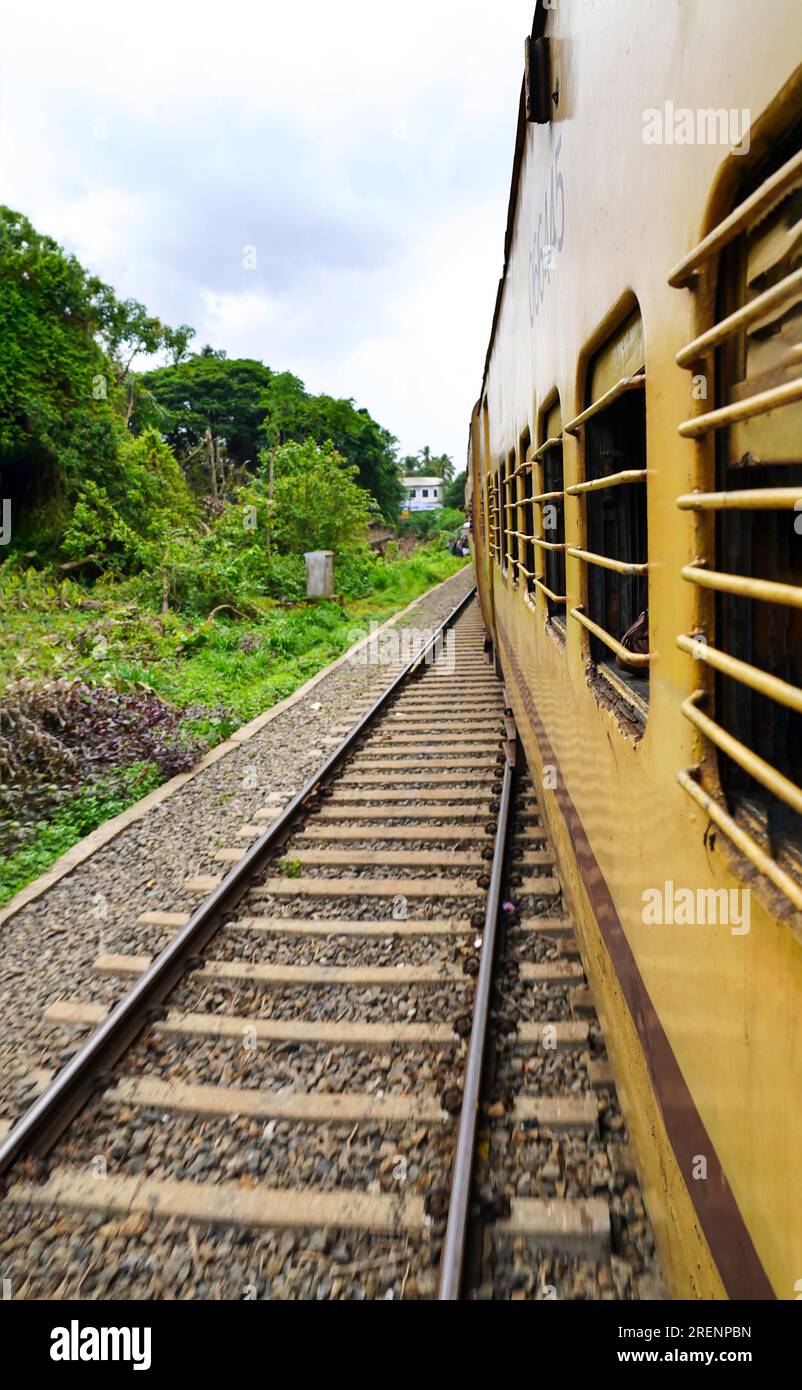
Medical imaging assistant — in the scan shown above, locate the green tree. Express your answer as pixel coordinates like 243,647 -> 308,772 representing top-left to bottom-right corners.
0,205 -> 186,544
163,323 -> 196,366
135,355 -> 276,493
95,291 -> 165,424
299,393 -> 401,519
0,206 -> 120,526
138,356 -> 402,518
401,447 -> 454,481
63,427 -> 197,572
258,439 -> 372,554
444,470 -> 467,509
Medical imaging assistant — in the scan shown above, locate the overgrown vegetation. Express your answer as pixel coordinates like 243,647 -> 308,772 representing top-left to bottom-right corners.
0,542 -> 465,905
0,204 -> 468,905
400,507 -> 466,541
0,762 -> 163,906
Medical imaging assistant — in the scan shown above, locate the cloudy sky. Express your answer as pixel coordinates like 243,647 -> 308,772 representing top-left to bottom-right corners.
0,1 -> 533,467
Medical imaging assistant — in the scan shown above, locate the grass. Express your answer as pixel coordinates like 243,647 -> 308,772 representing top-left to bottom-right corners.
0,542 -> 468,906
0,762 -> 162,906
0,543 -> 467,722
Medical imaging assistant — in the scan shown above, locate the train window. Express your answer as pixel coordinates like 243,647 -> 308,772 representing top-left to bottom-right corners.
516,429 -> 534,594
537,399 -> 566,625
488,466 -> 501,564
566,309 -> 649,713
498,457 -> 508,574
672,130 -> 802,903
506,448 -> 520,584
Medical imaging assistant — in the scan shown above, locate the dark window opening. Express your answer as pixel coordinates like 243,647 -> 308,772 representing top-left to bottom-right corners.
585,388 -> 649,702
714,135 -> 802,856
542,442 -> 565,619
520,430 -> 534,593
498,458 -> 508,574
508,449 -> 519,585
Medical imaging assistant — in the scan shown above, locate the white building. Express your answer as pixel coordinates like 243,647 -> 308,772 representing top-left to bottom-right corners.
402,476 -> 444,512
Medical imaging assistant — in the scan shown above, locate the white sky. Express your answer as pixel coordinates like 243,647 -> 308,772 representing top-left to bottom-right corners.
0,1 -> 533,467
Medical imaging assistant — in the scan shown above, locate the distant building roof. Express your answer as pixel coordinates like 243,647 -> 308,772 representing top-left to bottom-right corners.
402,476 -> 443,487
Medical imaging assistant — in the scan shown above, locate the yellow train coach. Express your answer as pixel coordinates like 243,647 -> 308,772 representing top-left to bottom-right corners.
468,0 -> 802,1299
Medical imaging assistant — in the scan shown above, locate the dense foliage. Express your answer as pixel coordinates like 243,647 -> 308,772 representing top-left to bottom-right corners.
137,358 -> 403,517
400,506 -> 466,540
0,676 -> 209,874
0,540 -> 466,905
0,204 -> 467,905
444,469 -> 467,509
0,205 -> 187,547
1,204 -> 403,555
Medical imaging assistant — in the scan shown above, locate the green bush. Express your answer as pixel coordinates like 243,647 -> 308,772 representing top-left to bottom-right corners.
257,438 -> 373,553
336,550 -> 380,596
63,427 -> 197,572
0,761 -> 162,907
399,507 -> 465,541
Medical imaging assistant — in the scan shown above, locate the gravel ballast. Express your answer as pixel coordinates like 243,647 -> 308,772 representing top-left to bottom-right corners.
0,567 -> 474,1111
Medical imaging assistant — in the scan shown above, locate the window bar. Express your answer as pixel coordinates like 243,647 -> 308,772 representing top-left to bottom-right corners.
677,768 -> 802,912
505,456 -> 516,575
529,435 -> 565,609
681,564 -> 802,610
517,455 -> 530,591
566,469 -> 647,496
678,377 -> 802,439
669,146 -> 802,914
531,435 -> 563,460
500,460 -> 510,574
569,605 -> 650,668
563,374 -> 645,435
676,633 -> 802,716
567,546 -> 648,577
532,575 -> 566,604
529,488 -> 563,504
676,265 -> 802,367
677,487 -> 802,511
532,537 -> 567,552
667,146 -> 802,288
487,475 -> 499,561
681,691 -> 802,818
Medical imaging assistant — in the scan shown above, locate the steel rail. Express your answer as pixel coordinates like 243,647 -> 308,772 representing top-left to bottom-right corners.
0,584 -> 478,1179
437,731 -> 516,1300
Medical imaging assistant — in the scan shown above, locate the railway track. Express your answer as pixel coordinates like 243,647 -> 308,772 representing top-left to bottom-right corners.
0,592 -> 657,1300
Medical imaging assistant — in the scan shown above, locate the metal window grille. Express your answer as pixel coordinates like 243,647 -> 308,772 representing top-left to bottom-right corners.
671,137 -> 802,909
503,449 -> 520,581
498,453 -> 511,575
488,469 -> 501,562
564,371 -> 650,670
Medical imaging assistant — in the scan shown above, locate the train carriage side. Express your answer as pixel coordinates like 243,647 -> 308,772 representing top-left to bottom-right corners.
473,0 -> 802,1300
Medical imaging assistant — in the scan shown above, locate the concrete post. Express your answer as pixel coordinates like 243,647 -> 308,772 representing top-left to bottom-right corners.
304,550 -> 334,599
